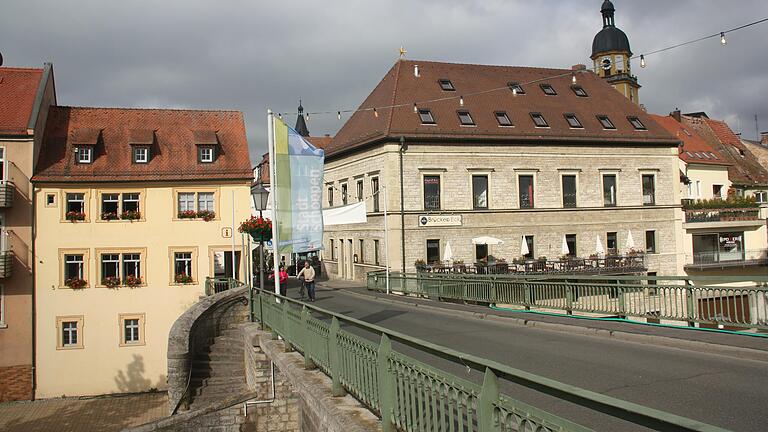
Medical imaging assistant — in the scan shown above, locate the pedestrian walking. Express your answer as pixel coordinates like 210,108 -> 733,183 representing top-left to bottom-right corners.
296,261 -> 316,301
268,265 -> 289,297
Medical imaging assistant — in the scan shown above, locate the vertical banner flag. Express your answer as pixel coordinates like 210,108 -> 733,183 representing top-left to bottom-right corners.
272,116 -> 325,253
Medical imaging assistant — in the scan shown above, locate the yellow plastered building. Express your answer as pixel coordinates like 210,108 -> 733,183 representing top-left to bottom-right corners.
32,106 -> 252,397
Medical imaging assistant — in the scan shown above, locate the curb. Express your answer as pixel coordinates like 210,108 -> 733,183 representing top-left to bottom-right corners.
326,286 -> 768,364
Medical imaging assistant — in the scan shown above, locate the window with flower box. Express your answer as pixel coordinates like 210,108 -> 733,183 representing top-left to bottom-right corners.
98,191 -> 143,221
176,190 -> 217,220
97,250 -> 144,287
65,193 -> 86,221
59,248 -> 89,289
170,247 -> 197,284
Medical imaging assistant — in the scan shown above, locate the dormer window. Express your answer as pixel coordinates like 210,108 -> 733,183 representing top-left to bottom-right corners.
507,82 -> 525,95
530,113 -> 549,128
457,111 -> 475,126
418,109 -> 436,125
438,79 -> 455,91
495,112 -> 513,127
133,146 -> 150,164
597,115 -> 616,129
198,146 -> 216,163
76,146 -> 93,164
628,116 -> 647,130
564,113 -> 583,128
540,84 -> 557,95
571,85 -> 588,97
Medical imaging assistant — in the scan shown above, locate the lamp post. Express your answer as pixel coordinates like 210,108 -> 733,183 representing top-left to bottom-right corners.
250,183 -> 270,325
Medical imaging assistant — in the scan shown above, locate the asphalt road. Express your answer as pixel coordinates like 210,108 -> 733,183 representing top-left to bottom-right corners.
302,286 -> 768,432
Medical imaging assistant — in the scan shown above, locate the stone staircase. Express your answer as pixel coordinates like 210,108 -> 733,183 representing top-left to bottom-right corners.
189,326 -> 248,409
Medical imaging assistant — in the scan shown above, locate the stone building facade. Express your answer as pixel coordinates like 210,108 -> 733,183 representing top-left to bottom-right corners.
320,60 -> 683,282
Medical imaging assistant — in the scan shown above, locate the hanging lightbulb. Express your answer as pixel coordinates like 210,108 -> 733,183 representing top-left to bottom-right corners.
512,87 -> 518,96
572,74 -> 577,85
278,113 -> 282,119
305,112 -> 310,121
413,103 -> 418,113
373,108 -> 379,118
720,32 -> 727,45
459,96 -> 464,107
640,55 -> 646,68
337,111 -> 341,120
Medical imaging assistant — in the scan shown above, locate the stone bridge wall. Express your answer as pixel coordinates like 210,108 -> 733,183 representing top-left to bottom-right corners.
166,287 -> 249,414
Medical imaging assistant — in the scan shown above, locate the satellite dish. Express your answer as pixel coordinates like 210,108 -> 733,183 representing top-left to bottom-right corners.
601,58 -> 611,70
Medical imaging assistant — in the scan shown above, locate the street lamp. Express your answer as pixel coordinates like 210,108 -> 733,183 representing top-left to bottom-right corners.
250,183 -> 270,325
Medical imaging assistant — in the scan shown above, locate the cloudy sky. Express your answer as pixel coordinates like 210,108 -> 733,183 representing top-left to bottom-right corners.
2,0 -> 767,163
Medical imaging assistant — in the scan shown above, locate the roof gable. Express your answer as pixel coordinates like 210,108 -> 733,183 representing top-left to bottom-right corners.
33,107 -> 252,183
0,67 -> 44,135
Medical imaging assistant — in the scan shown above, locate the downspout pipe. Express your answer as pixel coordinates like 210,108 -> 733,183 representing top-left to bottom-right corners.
399,137 -> 407,274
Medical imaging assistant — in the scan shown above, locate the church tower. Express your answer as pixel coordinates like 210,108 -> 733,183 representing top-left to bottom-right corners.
591,0 -> 640,104
294,100 -> 310,137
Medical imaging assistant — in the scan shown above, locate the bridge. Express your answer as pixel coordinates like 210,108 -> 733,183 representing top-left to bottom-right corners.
139,273 -> 768,432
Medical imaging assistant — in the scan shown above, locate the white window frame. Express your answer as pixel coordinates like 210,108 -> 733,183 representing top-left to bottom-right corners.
57,316 -> 84,350
174,252 -> 193,277
123,253 -> 141,280
199,146 -> 214,163
755,191 -> 767,203
134,146 -> 149,163
77,146 -> 93,164
101,253 -> 121,280
197,192 -> 215,212
65,254 -> 85,280
178,192 -> 195,212
66,193 -> 86,214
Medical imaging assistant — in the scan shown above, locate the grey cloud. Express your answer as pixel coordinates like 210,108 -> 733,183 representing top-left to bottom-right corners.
1,0 -> 767,164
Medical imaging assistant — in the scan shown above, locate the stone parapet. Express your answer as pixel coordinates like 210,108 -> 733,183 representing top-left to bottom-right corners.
167,287 -> 249,414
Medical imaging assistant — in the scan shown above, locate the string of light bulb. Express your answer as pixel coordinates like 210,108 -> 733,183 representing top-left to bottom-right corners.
635,17 -> 768,68
278,15 -> 768,119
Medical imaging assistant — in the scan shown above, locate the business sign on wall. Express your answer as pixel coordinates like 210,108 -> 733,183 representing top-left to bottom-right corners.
418,215 -> 462,227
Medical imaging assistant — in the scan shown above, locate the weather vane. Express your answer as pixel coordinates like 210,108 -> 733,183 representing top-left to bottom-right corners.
399,46 -> 407,60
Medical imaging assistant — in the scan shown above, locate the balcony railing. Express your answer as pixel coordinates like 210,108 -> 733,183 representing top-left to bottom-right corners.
685,208 -> 760,223
0,251 -> 13,278
686,249 -> 768,270
421,254 -> 646,275
0,182 -> 14,208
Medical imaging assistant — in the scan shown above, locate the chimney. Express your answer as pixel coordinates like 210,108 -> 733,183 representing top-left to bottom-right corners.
761,131 -> 768,145
671,108 -> 681,122
571,64 -> 587,71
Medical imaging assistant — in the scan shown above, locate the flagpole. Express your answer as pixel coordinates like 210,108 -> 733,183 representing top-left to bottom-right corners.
267,109 -> 281,300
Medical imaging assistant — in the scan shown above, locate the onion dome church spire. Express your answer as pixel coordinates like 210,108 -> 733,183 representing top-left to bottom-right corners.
294,99 -> 310,137
590,0 -> 641,104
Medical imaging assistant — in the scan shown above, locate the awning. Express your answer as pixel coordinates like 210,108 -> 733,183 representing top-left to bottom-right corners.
472,236 -> 504,245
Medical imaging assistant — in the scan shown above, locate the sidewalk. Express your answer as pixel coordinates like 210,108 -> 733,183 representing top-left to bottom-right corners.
0,391 -> 167,432
317,279 -> 768,357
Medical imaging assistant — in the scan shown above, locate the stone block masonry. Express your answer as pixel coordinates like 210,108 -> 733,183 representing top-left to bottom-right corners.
0,364 -> 33,402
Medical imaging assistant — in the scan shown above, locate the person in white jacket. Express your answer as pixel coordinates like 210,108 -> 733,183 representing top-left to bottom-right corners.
296,261 -> 316,301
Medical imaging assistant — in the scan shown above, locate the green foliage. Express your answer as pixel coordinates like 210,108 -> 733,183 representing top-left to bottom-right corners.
683,196 -> 758,210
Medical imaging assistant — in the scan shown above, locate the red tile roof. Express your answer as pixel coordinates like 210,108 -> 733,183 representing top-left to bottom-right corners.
33,106 -> 253,183
0,67 -> 44,135
327,60 -> 678,157
649,114 -> 729,166
684,116 -> 768,187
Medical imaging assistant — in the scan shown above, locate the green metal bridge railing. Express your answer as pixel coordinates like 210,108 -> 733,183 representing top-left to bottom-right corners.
204,277 -> 243,296
367,272 -> 768,330
252,287 -> 731,432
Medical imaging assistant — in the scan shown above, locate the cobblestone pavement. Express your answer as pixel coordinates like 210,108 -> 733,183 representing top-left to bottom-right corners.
0,391 -> 167,432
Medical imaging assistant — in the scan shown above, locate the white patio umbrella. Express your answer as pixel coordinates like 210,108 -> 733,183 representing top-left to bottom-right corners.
561,235 -> 570,255
520,236 -> 530,256
472,236 -> 504,245
443,241 -> 454,263
595,234 -> 605,256
626,230 -> 636,251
